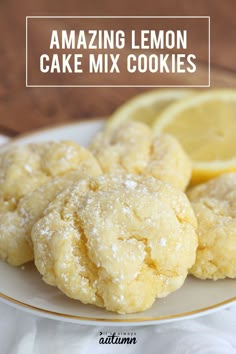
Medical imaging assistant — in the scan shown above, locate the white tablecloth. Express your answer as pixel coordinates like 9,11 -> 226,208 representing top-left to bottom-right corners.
0,302 -> 236,354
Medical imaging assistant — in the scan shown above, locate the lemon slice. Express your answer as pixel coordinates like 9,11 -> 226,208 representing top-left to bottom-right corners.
153,89 -> 236,184
106,89 -> 194,130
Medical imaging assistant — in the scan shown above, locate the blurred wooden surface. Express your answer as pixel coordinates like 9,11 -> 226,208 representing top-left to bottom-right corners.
0,0 -> 236,135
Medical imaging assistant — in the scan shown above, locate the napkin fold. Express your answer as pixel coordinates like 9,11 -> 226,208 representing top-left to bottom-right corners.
0,302 -> 236,354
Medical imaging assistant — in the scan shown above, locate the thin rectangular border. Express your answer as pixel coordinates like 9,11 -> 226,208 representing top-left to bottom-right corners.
26,16 -> 210,88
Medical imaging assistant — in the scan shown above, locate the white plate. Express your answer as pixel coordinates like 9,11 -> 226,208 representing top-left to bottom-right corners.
0,119 -> 235,326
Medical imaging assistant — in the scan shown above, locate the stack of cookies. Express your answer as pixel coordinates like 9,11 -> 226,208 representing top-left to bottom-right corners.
0,121 -> 234,314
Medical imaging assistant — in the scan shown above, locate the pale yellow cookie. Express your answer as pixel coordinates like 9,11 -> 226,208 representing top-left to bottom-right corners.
90,122 -> 191,190
145,134 -> 191,191
32,174 -> 197,314
0,141 -> 102,266
188,173 -> 236,280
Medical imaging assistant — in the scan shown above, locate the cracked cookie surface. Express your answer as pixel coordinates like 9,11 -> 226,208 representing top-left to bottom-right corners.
90,121 -> 192,190
0,141 -> 101,265
188,173 -> 236,280
32,174 -> 197,314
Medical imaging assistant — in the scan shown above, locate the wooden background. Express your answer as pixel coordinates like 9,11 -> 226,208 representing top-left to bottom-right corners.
0,0 -> 236,136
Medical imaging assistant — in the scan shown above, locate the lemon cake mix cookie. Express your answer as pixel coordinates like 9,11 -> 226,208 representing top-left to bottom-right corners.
32,174 -> 197,314
188,173 -> 236,280
90,121 -> 191,190
0,141 -> 102,266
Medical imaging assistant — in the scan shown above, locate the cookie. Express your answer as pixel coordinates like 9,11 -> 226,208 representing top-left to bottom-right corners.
32,174 -> 197,314
90,122 -> 191,190
0,141 -> 102,265
188,173 -> 236,280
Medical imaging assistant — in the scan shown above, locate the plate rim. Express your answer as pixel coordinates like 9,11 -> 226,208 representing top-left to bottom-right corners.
3,118 -> 105,144
1,119 -> 236,325
0,290 -> 235,326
